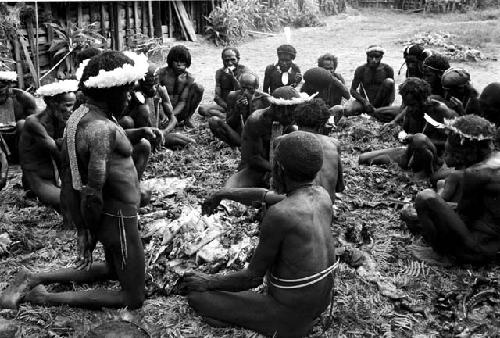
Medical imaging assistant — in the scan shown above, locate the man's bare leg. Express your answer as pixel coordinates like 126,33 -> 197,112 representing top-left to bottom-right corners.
188,290 -> 313,338
372,78 -> 395,108
208,117 -> 241,147
163,132 -> 195,150
199,104 -> 225,119
359,147 -> 406,166
132,139 -> 151,180
224,167 -> 268,189
24,172 -> 61,208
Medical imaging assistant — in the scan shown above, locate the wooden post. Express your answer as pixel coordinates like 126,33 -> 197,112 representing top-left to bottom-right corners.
77,2 -> 83,27
133,1 -> 140,35
168,2 -> 173,38
125,3 -> 131,48
114,2 -> 122,51
13,38 -> 24,89
147,1 -> 154,38
141,2 -> 148,35
153,1 -> 162,38
100,2 -> 107,47
34,1 -> 40,87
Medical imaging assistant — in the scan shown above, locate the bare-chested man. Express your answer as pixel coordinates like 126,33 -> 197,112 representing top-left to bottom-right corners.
411,115 -> 500,264
263,45 -> 302,94
0,51 -> 148,310
359,77 -> 456,177
224,86 -> 311,189
441,68 -> 481,116
317,54 -> 350,106
208,73 -> 269,147
199,47 -> 249,119
402,44 -> 430,79
180,131 -> 336,337
422,53 -> 450,99
478,82 -> 500,126
0,70 -> 38,163
19,80 -> 78,209
157,45 -> 204,128
301,67 -> 349,108
203,99 -> 345,214
120,65 -> 194,150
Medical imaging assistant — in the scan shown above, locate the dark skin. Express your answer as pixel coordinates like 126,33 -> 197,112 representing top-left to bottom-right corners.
0,88 -> 145,310
199,50 -> 248,119
423,66 -> 445,98
359,93 -> 456,177
209,74 -> 268,147
0,140 -> 7,190
263,54 -> 302,94
180,169 -> 335,337
224,104 -> 294,189
479,83 -> 500,125
414,141 -> 500,263
19,92 -> 76,209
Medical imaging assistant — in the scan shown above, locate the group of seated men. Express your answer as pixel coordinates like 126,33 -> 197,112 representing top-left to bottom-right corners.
0,40 -> 498,337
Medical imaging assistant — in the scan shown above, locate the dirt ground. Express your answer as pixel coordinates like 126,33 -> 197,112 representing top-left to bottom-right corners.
1,8 -> 500,338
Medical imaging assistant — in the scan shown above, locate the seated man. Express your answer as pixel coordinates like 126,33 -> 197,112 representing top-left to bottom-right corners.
359,77 -> 456,177
208,73 -> 269,148
120,65 -> 194,150
0,51 -> 148,310
263,45 -> 302,94
0,70 -> 38,163
441,68 -> 481,116
157,45 -> 204,128
301,67 -> 349,109
224,86 -> 312,189
422,53 -> 450,99
317,53 -> 350,106
19,80 -> 78,209
0,134 -> 7,190
180,131 -> 336,337
478,82 -> 500,126
345,45 -> 395,117
198,47 -> 249,119
402,44 -> 431,79
203,99 -> 344,211
410,115 -> 500,264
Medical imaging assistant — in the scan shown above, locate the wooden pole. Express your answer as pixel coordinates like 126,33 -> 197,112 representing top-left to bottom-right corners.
100,2 -> 107,47
147,1 -> 154,38
35,1 -> 40,87
77,2 -> 83,27
125,3 -> 131,48
141,2 -> 148,35
133,1 -> 140,35
168,2 -> 173,38
13,38 -> 24,89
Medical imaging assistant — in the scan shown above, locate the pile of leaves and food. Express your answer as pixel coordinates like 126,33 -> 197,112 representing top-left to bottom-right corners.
399,31 -> 496,62
1,115 -> 500,337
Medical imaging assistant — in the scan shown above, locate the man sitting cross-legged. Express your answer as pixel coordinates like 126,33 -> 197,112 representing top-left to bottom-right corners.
263,45 -> 302,94
478,82 -> 500,127
224,86 -> 313,189
409,115 -> 500,264
157,45 -> 204,128
208,72 -> 269,148
0,51 -> 149,310
198,47 -> 249,119
203,99 -> 345,213
19,80 -> 78,210
359,77 -> 456,177
422,53 -> 450,99
119,65 -> 194,150
440,68 -> 481,116
179,131 -> 336,338
316,54 -> 351,107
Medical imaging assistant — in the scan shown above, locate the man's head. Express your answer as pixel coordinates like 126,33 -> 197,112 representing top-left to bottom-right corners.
444,115 -> 496,168
80,51 -> 139,117
441,68 -> 471,101
294,98 -> 330,132
238,72 -> 259,99
44,92 -> 77,124
167,45 -> 191,75
221,47 -> 240,70
365,45 -> 384,69
273,131 -> 323,194
0,71 -> 17,104
479,82 -> 500,125
76,47 -> 102,65
139,64 -> 158,98
277,44 -> 297,72
422,53 -> 450,91
318,53 -> 338,72
403,44 -> 429,77
398,77 -> 431,106
270,86 -> 301,126
302,67 -> 334,97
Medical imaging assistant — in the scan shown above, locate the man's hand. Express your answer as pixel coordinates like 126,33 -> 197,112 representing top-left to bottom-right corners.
178,271 -> 212,294
74,229 -> 96,271
236,95 -> 249,106
293,72 -> 303,85
80,186 -> 103,228
448,97 -> 465,115
202,193 -> 222,215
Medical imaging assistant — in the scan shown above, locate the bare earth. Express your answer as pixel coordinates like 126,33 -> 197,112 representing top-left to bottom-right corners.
0,9 -> 499,337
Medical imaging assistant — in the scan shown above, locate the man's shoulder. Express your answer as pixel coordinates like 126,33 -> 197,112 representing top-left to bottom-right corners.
380,63 -> 394,71
265,64 -> 276,73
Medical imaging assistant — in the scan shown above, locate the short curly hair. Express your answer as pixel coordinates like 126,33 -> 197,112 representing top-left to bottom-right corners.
222,47 -> 240,59
317,53 -> 338,70
79,51 -> 134,101
294,98 -> 330,130
167,45 -> 191,68
398,77 -> 431,103
423,53 -> 450,73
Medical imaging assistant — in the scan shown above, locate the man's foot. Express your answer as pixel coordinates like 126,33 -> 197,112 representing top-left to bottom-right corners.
401,204 -> 421,234
23,285 -> 48,305
0,268 -> 35,309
